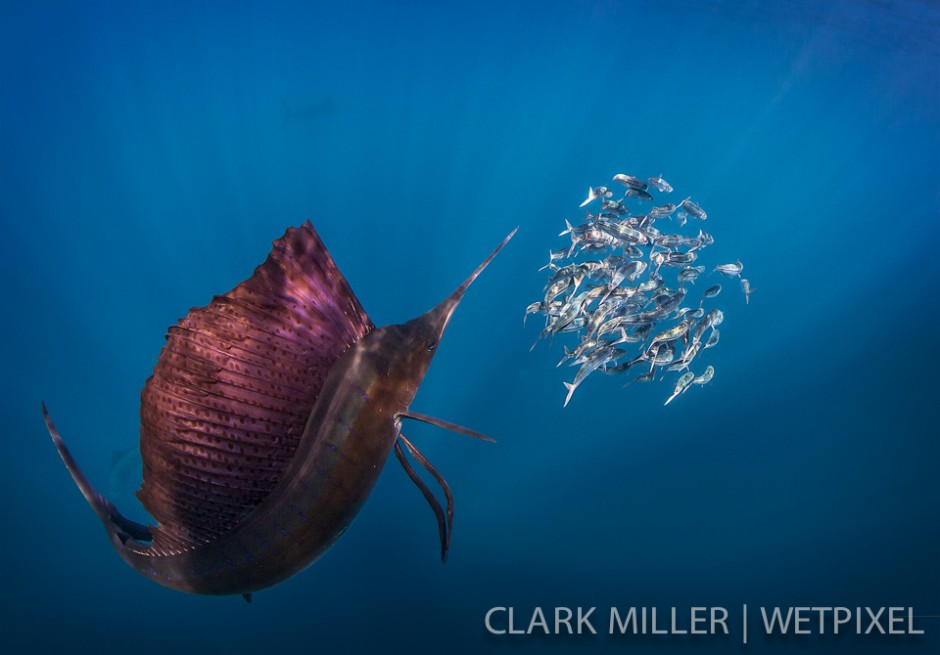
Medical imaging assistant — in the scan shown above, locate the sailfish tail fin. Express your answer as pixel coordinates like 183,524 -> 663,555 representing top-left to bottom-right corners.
41,402 -> 152,545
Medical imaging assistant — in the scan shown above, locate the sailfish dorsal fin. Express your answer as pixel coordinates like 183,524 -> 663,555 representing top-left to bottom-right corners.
137,222 -> 373,551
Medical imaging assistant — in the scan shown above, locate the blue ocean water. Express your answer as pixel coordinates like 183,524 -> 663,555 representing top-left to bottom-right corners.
1,1 -> 937,653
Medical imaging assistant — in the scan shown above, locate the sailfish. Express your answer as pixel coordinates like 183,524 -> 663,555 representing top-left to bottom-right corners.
43,221 -> 516,600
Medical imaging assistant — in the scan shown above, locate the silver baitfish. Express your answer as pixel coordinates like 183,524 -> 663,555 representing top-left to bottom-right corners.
613,173 -> 648,190
528,169 -> 749,408
678,197 -> 707,220
714,260 -> 744,277
664,371 -> 695,405
579,186 -> 613,207
647,175 -> 673,193
692,365 -> 715,386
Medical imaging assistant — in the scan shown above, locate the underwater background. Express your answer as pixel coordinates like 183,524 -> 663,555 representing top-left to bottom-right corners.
1,1 -> 937,653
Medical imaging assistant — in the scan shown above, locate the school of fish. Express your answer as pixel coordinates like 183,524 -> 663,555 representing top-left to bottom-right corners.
527,172 -> 751,407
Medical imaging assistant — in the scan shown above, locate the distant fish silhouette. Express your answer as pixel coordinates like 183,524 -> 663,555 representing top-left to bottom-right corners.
43,221 -> 516,601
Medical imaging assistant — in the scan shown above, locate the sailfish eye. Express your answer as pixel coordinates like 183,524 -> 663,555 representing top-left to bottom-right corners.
425,340 -> 437,352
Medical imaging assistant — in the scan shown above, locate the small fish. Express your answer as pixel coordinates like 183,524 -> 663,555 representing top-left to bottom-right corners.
563,347 -> 623,406
560,338 -> 600,367
664,371 -> 695,405
597,218 -> 649,245
692,365 -> 714,386
645,342 -> 676,372
636,277 -> 663,293
704,328 -> 720,349
648,203 -> 677,218
578,260 -> 608,276
523,301 -> 543,325
570,270 -> 587,295
596,316 -> 630,339
599,254 -> 625,269
648,322 -> 690,348
542,300 -> 566,316
601,199 -> 627,215
553,296 -> 588,332
674,211 -> 688,227
678,266 -> 705,287
703,308 -> 724,328
559,219 -> 587,237
622,245 -> 644,259
556,317 -> 587,333
648,288 -> 686,317
607,326 -> 643,345
600,263 -> 641,302
579,186 -> 611,208
677,341 -> 702,368
532,308 -> 583,349
568,285 -> 606,306
561,381 -> 579,407
556,345 -> 576,368
613,260 -> 646,283
664,251 -> 698,266
537,248 -> 568,271
691,314 -> 712,344
544,277 -> 573,303
740,278 -> 753,304
647,175 -> 673,193
578,225 -> 622,251
702,284 -> 721,300
678,197 -> 707,220
685,232 -> 708,253
546,263 -> 577,285
626,188 -> 654,202
714,260 -> 743,277
612,174 -> 648,191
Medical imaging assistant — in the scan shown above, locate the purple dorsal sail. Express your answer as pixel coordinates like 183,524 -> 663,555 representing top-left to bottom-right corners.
137,221 -> 374,551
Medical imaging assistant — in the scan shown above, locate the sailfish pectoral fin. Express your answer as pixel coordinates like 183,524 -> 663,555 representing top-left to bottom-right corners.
399,410 -> 495,443
41,402 -> 152,544
394,436 -> 452,562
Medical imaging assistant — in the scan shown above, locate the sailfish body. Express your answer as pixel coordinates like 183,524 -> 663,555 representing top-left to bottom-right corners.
43,221 -> 515,598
